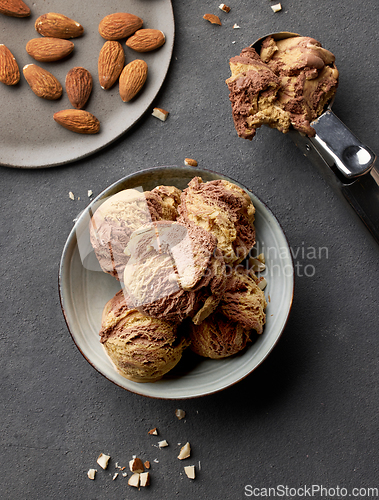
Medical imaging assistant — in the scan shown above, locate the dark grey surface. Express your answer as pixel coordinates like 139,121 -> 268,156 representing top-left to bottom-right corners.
1,1 -> 378,499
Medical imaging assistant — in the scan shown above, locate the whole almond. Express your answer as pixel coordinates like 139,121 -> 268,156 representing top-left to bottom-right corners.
23,64 -> 62,99
0,0 -> 30,17
26,38 -> 74,62
53,109 -> 100,134
66,67 -> 92,109
98,41 -> 125,90
35,13 -> 84,39
99,13 -> 143,41
0,44 -> 20,85
119,59 -> 148,102
125,29 -> 165,53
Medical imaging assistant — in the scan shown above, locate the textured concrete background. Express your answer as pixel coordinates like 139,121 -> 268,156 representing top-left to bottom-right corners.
1,0 -> 378,499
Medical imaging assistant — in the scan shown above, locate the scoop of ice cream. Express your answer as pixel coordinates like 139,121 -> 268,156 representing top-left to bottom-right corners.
226,47 -> 291,139
150,185 -> 182,220
89,186 -> 181,280
226,35 -> 338,138
123,220 -> 227,324
100,290 -> 189,382
220,267 -> 267,334
178,177 -> 256,265
189,312 -> 251,359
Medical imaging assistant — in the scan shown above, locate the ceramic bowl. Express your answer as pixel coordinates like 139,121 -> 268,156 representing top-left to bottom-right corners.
59,166 -> 294,399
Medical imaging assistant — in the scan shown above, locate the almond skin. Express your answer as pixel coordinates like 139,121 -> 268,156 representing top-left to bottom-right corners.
119,59 -> 148,102
0,0 -> 30,17
23,64 -> 62,99
0,44 -> 20,85
99,13 -> 143,41
125,29 -> 165,53
98,40 -> 125,90
35,13 -> 84,39
65,67 -> 92,109
53,109 -> 100,134
26,37 -> 74,62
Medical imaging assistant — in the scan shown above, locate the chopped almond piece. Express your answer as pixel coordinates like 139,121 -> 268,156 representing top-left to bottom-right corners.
129,457 -> 144,473
128,473 -> 140,488
152,107 -> 169,121
219,4 -> 231,12
203,13 -> 222,25
158,440 -> 169,448
178,442 -> 191,460
184,158 -> 197,167
148,427 -> 158,435
184,465 -> 196,479
144,460 -> 151,469
271,3 -> 282,12
87,468 -> 97,480
96,453 -> 110,470
175,409 -> 186,420
140,472 -> 150,487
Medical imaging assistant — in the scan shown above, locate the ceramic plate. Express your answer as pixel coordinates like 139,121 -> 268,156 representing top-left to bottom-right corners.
0,0 -> 174,168
59,166 -> 294,399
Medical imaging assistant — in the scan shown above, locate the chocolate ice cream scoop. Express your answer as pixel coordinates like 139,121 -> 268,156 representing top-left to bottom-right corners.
226,34 -> 338,138
89,186 -> 181,280
123,219 -> 227,324
100,290 -> 189,383
178,176 -> 256,265
189,312 -> 252,359
220,268 -> 267,334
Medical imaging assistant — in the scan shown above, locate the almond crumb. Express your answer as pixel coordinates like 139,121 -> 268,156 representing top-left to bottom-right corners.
140,472 -> 150,487
271,3 -> 282,12
233,23 -> 240,29
203,13 -> 222,25
112,473 -> 118,480
87,468 -> 97,480
184,465 -> 196,479
128,473 -> 140,488
158,440 -> 169,448
129,457 -> 144,473
152,107 -> 169,121
178,442 -> 191,460
219,3 -> 231,12
175,409 -> 186,420
97,453 -> 110,470
69,191 -> 75,200
144,461 -> 151,469
148,427 -> 158,435
184,158 -> 198,167
87,189 -> 93,197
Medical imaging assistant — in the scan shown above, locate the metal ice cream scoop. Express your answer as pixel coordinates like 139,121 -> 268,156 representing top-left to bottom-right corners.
252,32 -> 379,244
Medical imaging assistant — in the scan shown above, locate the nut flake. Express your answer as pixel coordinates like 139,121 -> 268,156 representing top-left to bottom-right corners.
175,409 -> 186,420
233,23 -> 240,29
184,465 -> 196,479
140,471 -> 150,487
152,107 -> 169,121
144,461 -> 151,469
112,473 -> 118,480
97,453 -> 110,470
128,472 -> 140,488
177,442 -> 191,460
148,427 -> 158,435
184,158 -> 197,167
203,13 -> 222,26
271,3 -> 282,12
87,190 -> 93,198
129,457 -> 145,473
158,440 -> 169,448
68,191 -> 75,200
87,468 -> 97,480
219,4 -> 231,13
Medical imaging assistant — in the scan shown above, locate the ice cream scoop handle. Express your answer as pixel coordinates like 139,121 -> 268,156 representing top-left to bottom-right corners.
311,110 -> 376,179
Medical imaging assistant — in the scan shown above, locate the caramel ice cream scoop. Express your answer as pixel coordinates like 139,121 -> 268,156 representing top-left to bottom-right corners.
123,219 -> 227,324
178,177 -> 256,265
89,186 -> 181,280
221,267 -> 267,334
226,34 -> 338,138
189,313 -> 251,359
100,290 -> 189,383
